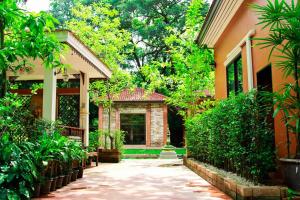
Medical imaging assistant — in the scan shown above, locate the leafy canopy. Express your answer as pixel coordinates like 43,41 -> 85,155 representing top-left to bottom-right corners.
141,0 -> 214,117
0,0 -> 64,97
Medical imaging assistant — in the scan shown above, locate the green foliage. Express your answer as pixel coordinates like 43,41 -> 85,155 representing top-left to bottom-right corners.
0,134 -> 38,200
90,70 -> 133,108
141,0 -> 214,117
88,131 -> 101,152
252,0 -> 300,158
98,130 -> 125,152
0,0 -> 64,97
0,94 -> 86,198
185,91 -> 276,183
0,93 -> 35,142
66,2 -> 131,70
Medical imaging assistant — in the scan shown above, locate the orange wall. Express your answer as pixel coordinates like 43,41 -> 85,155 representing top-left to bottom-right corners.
213,0 -> 296,158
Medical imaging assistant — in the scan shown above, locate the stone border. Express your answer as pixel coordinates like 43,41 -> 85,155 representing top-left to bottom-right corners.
184,157 -> 288,200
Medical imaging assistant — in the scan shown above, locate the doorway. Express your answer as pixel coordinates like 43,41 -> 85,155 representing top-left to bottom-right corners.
120,114 -> 146,145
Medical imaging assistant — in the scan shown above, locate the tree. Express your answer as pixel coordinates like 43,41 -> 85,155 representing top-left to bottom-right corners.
89,69 -> 133,147
49,0 -> 210,79
0,0 -> 63,98
253,0 -> 300,158
141,0 -> 214,118
65,2 -> 131,70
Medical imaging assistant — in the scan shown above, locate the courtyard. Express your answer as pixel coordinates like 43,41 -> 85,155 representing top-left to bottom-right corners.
36,159 -> 230,200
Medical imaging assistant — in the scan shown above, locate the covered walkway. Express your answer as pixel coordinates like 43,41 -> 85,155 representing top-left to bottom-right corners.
36,159 -> 231,200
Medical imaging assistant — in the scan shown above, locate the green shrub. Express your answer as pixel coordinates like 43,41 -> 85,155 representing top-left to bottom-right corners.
88,131 -> 101,152
185,91 -> 276,183
0,134 -> 38,200
98,130 -> 125,152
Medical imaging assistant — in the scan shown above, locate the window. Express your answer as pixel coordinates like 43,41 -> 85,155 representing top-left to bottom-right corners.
227,55 -> 243,96
120,114 -> 146,145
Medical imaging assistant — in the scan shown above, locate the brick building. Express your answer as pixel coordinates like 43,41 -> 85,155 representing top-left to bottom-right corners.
98,88 -> 168,147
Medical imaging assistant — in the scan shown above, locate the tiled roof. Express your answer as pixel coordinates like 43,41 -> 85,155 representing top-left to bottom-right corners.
113,88 -> 166,102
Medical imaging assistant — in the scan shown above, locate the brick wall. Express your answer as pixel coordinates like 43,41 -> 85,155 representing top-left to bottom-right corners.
100,102 -> 166,147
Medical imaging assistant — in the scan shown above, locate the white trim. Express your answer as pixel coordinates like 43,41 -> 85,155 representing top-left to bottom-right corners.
202,0 -> 245,47
224,47 -> 242,67
56,31 -> 112,79
224,29 -> 255,90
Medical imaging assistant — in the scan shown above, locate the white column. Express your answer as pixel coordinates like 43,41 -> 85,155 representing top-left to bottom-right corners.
246,37 -> 254,90
80,72 -> 89,146
42,68 -> 57,121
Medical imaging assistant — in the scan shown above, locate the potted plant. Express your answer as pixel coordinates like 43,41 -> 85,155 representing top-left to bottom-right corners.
253,0 -> 300,191
98,130 -> 125,163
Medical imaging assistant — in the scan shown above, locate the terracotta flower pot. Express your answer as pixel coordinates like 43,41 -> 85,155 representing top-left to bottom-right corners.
41,179 -> 53,194
98,149 -> 121,163
280,158 -> 300,192
56,175 -> 64,189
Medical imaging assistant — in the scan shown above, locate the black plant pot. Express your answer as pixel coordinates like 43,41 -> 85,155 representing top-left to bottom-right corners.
71,170 -> 79,181
41,179 -> 53,194
67,172 -> 72,184
32,183 -> 41,198
50,177 -> 57,191
56,175 -> 64,189
280,158 -> 300,191
62,175 -> 68,186
77,167 -> 84,179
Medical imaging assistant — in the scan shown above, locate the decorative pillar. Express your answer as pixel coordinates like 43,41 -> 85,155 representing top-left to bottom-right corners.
146,104 -> 151,147
246,37 -> 254,90
42,68 -> 57,121
98,105 -> 103,130
80,72 -> 89,146
163,104 -> 168,145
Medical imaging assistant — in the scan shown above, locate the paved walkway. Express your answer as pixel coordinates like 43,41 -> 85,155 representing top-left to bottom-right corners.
36,159 -> 231,200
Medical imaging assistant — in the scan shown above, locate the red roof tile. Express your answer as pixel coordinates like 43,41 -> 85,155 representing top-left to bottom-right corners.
113,88 -> 166,102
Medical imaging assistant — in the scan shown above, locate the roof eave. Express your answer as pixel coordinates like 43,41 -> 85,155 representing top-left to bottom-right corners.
196,0 -> 223,47
54,30 -> 112,79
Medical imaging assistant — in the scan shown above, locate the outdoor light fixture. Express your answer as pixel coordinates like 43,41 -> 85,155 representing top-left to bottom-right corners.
55,68 -> 70,82
62,69 -> 70,82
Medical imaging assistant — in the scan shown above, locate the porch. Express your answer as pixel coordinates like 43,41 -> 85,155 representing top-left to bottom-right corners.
8,31 -> 112,146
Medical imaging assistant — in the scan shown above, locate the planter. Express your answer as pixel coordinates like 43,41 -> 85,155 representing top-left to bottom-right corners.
41,179 -> 53,195
71,170 -> 79,181
50,177 -> 57,191
32,183 -> 41,198
67,172 -> 72,184
98,149 -> 121,163
184,157 -> 288,200
56,175 -> 64,189
62,175 -> 68,186
77,166 -> 84,179
280,158 -> 300,192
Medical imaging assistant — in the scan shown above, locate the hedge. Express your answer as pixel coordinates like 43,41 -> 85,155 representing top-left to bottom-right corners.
185,91 -> 276,183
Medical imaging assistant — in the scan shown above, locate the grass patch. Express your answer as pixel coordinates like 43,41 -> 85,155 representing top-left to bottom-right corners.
123,148 -> 186,155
